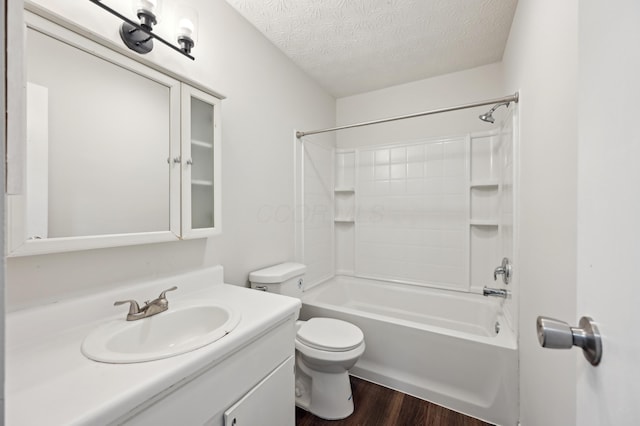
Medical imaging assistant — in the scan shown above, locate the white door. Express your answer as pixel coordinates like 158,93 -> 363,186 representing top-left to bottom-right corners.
573,1 -> 640,424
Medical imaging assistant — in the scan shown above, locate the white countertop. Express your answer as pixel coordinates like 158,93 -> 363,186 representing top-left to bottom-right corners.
6,266 -> 301,426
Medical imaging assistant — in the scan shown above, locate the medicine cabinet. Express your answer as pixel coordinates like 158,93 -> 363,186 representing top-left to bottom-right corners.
7,9 -> 222,257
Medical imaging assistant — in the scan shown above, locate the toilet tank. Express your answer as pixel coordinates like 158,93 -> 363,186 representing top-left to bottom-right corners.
249,262 -> 306,298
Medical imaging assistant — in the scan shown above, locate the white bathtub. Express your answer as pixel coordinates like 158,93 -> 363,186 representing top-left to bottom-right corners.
300,275 -> 518,426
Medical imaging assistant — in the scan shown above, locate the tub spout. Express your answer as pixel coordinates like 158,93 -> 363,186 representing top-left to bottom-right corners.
483,287 -> 510,298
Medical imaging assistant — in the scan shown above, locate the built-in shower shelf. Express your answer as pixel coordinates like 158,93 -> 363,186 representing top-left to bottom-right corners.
470,219 -> 499,226
334,218 -> 355,223
334,187 -> 355,193
470,180 -> 499,188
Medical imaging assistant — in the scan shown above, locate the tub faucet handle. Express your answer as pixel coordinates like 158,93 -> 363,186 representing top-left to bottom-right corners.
493,257 -> 512,285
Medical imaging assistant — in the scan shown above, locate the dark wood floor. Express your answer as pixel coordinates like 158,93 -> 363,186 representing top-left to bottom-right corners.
296,376 -> 492,426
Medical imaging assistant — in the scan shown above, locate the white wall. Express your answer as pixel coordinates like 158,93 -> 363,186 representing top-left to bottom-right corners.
7,0 -> 335,310
336,63 -> 505,149
502,1 -> 579,425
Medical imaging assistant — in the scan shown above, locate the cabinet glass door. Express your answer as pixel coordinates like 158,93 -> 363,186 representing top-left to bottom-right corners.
181,85 -> 221,237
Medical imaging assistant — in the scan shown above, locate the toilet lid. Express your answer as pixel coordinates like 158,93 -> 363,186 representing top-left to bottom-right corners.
297,318 -> 364,352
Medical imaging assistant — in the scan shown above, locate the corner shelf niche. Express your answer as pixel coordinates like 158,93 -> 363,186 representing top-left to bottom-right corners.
335,150 -> 356,275
470,184 -> 499,224
469,133 -> 502,291
334,150 -> 356,224
334,189 -> 355,224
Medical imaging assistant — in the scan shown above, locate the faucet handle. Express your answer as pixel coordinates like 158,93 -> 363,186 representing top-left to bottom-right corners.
114,299 -> 141,314
493,257 -> 512,284
158,286 -> 178,300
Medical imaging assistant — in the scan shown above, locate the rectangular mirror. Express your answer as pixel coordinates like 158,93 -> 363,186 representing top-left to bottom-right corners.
28,27 -> 172,237
8,11 -> 182,256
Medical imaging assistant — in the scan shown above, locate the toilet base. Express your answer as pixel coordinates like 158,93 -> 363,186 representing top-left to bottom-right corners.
295,357 -> 355,420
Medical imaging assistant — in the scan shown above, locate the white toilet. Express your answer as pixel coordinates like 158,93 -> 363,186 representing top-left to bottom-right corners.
249,263 -> 365,420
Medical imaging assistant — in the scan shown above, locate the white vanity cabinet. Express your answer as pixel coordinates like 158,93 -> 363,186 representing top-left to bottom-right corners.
119,319 -> 295,426
6,267 -> 301,426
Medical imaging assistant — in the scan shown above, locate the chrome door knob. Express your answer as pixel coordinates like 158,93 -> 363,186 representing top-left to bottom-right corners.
536,317 -> 574,348
536,316 -> 602,366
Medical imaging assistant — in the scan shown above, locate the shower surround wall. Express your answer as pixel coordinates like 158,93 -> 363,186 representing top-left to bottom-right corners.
301,108 -> 516,306
343,129 -> 510,279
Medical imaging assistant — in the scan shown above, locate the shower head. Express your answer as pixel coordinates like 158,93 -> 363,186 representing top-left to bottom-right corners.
479,101 -> 511,123
479,111 -> 495,123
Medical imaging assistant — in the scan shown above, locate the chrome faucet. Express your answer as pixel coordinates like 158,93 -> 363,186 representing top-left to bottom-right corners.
493,257 -> 512,285
483,286 -> 510,298
114,286 -> 178,321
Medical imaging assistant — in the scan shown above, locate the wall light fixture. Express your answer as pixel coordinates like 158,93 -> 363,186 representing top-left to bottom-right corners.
89,0 -> 196,60
175,6 -> 198,55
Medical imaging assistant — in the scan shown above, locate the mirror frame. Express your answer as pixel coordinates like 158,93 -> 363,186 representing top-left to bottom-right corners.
7,10 -> 183,257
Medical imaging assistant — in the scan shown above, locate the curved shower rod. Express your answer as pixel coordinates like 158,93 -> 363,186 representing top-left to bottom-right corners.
296,92 -> 519,139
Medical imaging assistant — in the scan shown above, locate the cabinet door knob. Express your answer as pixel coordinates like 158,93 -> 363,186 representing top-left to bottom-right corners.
172,156 -> 181,164
186,158 -> 193,166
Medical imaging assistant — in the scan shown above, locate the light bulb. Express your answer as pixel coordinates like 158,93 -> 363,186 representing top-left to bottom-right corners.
175,6 -> 198,54
177,18 -> 194,38
132,0 -> 162,22
140,0 -> 158,13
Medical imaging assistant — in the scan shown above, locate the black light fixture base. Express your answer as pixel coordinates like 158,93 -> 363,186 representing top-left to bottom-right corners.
88,0 -> 194,60
177,36 -> 195,55
120,21 -> 154,54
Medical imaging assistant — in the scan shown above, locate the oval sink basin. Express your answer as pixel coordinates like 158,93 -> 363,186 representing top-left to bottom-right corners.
81,301 -> 241,363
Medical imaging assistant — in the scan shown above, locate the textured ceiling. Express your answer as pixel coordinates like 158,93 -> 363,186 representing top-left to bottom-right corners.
224,0 -> 518,97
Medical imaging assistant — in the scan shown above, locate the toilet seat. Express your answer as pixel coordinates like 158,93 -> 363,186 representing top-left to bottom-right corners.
297,318 -> 364,352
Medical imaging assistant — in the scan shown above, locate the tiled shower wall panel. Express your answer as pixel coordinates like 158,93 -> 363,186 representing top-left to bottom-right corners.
355,138 -> 469,289
303,140 -> 334,286
335,224 -> 355,275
